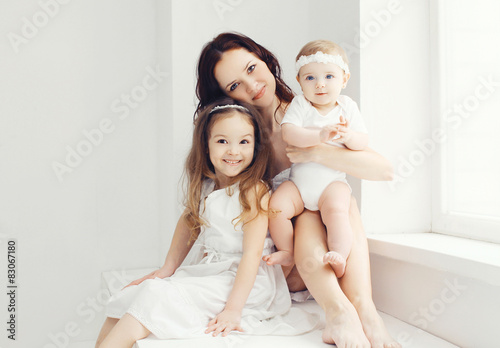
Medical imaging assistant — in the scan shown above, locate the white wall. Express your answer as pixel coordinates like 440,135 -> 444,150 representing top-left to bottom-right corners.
0,0 -> 360,345
164,0 -> 361,254
359,0 -> 432,234
0,1 -> 161,346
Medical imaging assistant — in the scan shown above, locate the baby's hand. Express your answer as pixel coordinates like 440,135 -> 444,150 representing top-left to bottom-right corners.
332,115 -> 352,143
319,124 -> 339,143
205,309 -> 244,337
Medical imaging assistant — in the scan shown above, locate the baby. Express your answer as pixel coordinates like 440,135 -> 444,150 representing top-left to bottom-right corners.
263,40 -> 368,278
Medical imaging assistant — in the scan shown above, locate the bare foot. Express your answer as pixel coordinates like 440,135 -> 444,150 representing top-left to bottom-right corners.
262,250 -> 294,266
323,304 -> 370,347
357,301 -> 401,348
323,251 -> 346,278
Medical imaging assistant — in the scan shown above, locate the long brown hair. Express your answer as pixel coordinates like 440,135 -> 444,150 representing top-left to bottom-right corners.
195,32 -> 294,122
184,97 -> 272,243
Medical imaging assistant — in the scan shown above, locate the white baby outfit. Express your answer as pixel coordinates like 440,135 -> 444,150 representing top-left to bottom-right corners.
281,94 -> 367,210
106,180 -> 318,339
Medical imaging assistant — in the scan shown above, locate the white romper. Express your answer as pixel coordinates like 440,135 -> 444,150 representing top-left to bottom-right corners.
105,180 -> 319,339
281,95 -> 367,210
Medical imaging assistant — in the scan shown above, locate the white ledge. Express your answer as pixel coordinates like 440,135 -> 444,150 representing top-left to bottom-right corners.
367,232 -> 500,286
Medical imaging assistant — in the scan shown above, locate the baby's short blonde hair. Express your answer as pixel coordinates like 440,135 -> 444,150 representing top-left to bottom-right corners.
296,40 -> 349,66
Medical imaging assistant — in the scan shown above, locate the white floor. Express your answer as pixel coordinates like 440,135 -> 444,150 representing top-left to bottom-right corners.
72,300 -> 457,348
71,269 -> 458,348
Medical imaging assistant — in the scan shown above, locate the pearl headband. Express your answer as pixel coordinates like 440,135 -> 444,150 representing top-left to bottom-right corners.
209,104 -> 249,114
295,51 -> 350,74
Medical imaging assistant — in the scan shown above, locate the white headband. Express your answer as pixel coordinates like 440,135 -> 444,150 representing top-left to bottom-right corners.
295,51 -> 350,74
210,104 -> 249,114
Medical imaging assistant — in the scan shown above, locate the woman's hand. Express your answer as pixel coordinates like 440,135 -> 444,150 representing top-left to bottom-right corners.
123,267 -> 172,289
205,309 -> 244,337
286,144 -> 325,164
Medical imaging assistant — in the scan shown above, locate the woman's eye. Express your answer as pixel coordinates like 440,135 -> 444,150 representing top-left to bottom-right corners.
247,65 -> 255,73
326,74 -> 334,79
306,76 -> 314,81
217,139 -> 227,144
229,83 -> 239,92
240,139 -> 249,144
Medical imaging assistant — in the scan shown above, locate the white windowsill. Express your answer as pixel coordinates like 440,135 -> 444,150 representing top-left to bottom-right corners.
367,232 -> 500,286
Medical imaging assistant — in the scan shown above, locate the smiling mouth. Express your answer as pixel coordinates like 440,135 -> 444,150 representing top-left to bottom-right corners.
224,159 -> 242,165
253,86 -> 266,100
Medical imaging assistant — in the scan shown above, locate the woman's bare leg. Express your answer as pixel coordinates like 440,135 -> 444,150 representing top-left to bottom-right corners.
339,198 -> 401,348
294,209 -> 370,347
99,313 -> 150,348
95,317 -> 118,348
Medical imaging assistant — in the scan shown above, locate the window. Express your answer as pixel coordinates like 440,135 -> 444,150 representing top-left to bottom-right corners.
431,0 -> 500,243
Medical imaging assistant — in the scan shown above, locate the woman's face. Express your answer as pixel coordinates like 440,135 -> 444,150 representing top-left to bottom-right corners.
214,48 -> 276,109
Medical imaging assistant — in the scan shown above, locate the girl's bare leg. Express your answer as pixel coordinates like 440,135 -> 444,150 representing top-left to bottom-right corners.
294,209 -> 370,347
99,313 -> 150,348
95,317 -> 118,348
339,198 -> 401,348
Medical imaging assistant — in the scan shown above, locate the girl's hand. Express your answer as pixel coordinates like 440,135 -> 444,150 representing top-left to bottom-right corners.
123,267 -> 172,289
205,309 -> 244,337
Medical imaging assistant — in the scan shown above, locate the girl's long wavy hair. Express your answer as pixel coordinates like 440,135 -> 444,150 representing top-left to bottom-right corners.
183,97 -> 273,243
195,32 -> 294,123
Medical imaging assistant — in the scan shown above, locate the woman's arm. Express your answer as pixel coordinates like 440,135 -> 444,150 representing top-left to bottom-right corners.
286,144 -> 394,181
206,189 -> 270,336
125,209 -> 193,287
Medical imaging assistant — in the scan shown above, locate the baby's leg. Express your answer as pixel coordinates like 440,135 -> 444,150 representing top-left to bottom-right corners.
318,181 -> 353,278
99,313 -> 150,348
264,181 -> 304,266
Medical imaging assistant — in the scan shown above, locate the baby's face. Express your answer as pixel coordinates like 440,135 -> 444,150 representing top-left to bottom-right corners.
297,62 -> 349,109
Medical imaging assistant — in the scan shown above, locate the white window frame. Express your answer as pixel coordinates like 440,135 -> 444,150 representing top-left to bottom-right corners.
430,0 -> 500,244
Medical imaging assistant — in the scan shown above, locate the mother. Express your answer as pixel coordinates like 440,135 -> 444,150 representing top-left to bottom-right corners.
196,32 -> 400,348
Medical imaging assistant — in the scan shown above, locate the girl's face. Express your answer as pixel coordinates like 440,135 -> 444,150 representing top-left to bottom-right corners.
214,48 -> 276,109
297,62 -> 349,109
208,111 -> 255,188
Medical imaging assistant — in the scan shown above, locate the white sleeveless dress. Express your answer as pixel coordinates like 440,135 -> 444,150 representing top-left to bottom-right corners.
105,180 -> 319,339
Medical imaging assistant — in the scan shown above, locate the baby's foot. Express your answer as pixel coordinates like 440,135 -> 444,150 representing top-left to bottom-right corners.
262,251 -> 294,266
323,251 -> 346,278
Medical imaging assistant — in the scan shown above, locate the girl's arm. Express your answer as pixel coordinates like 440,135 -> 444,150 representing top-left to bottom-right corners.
205,188 -> 270,337
125,209 -> 193,287
286,144 -> 394,181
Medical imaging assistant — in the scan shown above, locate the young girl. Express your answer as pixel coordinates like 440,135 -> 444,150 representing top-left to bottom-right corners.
95,98 -> 317,347
263,40 -> 368,278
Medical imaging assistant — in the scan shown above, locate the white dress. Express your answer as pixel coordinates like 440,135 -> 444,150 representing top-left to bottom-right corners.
105,180 -> 319,339
281,95 -> 367,210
